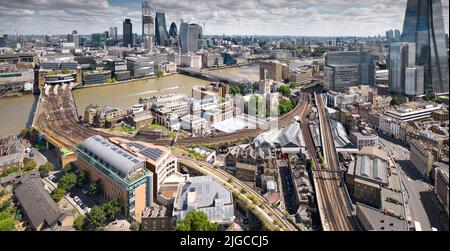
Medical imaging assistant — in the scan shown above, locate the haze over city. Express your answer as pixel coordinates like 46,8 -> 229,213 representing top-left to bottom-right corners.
0,0 -> 449,36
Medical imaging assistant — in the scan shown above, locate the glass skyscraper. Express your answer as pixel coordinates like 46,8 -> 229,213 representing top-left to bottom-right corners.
123,18 -> 133,48
155,12 -> 168,46
169,22 -> 178,38
179,21 -> 201,53
142,0 -> 153,49
401,0 -> 449,95
324,51 -> 375,91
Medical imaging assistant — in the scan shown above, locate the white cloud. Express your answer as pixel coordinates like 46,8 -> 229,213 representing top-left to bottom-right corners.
0,0 -> 448,36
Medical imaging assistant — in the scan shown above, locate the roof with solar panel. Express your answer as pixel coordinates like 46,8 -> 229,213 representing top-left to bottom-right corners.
79,135 -> 145,179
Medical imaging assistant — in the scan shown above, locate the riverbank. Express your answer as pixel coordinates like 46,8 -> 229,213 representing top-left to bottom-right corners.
73,72 -> 179,90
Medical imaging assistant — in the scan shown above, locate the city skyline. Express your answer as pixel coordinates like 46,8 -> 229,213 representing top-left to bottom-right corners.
0,0 -> 448,36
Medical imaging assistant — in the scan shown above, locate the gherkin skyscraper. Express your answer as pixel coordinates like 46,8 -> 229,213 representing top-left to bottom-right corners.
401,0 -> 449,95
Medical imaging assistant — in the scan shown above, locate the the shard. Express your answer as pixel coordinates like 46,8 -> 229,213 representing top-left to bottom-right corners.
401,0 -> 449,95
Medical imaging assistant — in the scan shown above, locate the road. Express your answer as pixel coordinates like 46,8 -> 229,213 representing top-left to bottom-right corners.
313,93 -> 358,231
379,138 -> 447,231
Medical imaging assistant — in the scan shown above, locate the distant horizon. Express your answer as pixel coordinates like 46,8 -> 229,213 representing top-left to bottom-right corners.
0,0 -> 448,37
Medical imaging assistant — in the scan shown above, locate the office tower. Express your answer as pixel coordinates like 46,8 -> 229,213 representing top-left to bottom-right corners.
386,30 -> 394,43
155,12 -> 168,46
91,33 -> 106,48
324,51 -> 375,91
76,136 -> 153,218
142,0 -> 154,49
394,29 -> 401,42
179,21 -> 201,53
110,27 -> 118,40
401,0 -> 449,95
389,42 -> 424,96
169,22 -> 178,38
67,30 -> 80,48
123,18 -> 133,48
259,60 -> 290,82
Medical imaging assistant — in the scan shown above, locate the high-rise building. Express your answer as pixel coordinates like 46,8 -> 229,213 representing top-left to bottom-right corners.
324,51 -> 375,91
91,33 -> 106,48
386,30 -> 394,43
110,27 -> 118,41
67,30 -> 80,48
155,12 -> 168,46
401,0 -> 449,95
142,0 -> 154,49
389,42 -> 425,97
169,22 -> 178,38
394,29 -> 401,42
179,21 -> 201,53
123,19 -> 133,48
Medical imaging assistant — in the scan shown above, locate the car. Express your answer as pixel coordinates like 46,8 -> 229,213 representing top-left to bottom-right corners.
69,193 -> 76,198
80,204 -> 86,209
73,196 -> 80,202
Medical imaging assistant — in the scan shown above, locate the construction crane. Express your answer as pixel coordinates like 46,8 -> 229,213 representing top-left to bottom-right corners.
202,14 -> 214,37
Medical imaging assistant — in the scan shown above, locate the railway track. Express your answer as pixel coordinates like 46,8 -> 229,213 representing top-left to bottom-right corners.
35,85 -> 307,148
313,93 -> 357,231
178,156 -> 300,231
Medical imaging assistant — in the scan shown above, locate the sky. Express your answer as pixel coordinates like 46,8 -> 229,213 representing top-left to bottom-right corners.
0,0 -> 448,36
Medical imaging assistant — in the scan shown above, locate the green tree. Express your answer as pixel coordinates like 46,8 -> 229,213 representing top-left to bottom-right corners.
58,173 -> 77,191
130,221 -> 140,231
62,163 -> 74,174
76,170 -> 89,188
88,180 -> 103,197
230,86 -> 240,96
88,206 -> 106,228
23,158 -> 37,171
74,215 -> 86,231
102,199 -> 121,222
279,99 -> 294,115
0,166 -> 20,177
155,69 -> 164,78
0,218 -> 16,231
175,210 -> 219,231
38,162 -> 55,178
51,188 -> 66,202
277,85 -> 291,97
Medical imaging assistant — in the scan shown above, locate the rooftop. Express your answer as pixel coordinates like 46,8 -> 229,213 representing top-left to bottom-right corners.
79,135 -> 145,179
14,172 -> 67,230
173,176 -> 234,224
357,203 -> 407,231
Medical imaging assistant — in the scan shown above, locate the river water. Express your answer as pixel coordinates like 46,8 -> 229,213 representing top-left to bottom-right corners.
0,65 -> 260,137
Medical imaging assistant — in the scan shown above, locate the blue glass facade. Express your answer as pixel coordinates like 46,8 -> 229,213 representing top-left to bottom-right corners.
401,0 -> 449,94
155,12 -> 168,46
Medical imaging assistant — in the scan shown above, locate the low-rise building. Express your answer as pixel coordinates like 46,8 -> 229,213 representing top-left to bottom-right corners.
190,146 -> 216,165
14,172 -> 74,231
92,106 -> 126,128
434,163 -> 449,217
173,176 -> 235,225
350,131 -> 379,150
83,70 -> 111,85
109,138 -> 185,200
124,112 -> 153,128
0,135 -> 22,171
410,139 -> 434,177
180,55 -> 202,69
127,57 -> 155,78
346,147 -> 390,208
76,136 -> 154,219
